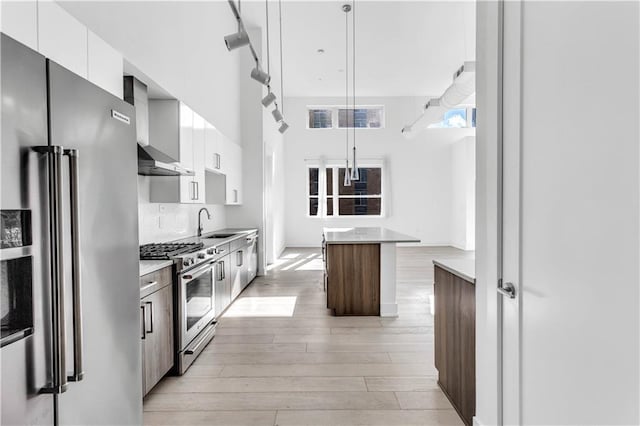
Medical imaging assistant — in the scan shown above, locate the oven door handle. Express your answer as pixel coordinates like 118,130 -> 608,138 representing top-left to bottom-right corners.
181,261 -> 214,281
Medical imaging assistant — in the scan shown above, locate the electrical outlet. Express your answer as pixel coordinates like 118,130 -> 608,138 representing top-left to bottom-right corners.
159,204 -> 166,213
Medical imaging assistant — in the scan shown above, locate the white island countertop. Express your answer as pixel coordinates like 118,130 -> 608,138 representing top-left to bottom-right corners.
433,258 -> 475,284
324,227 -> 420,244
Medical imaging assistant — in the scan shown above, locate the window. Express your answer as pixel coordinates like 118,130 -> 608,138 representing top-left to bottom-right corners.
307,106 -> 384,129
307,109 -> 333,128
307,165 -> 383,217
338,108 -> 383,128
428,107 -> 477,129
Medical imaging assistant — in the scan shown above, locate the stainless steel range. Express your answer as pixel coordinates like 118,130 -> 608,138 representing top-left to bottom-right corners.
140,240 -> 228,374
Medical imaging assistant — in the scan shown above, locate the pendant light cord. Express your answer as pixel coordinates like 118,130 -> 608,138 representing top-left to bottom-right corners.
278,0 -> 284,114
265,0 -> 270,75
352,0 -> 356,150
345,6 -> 349,160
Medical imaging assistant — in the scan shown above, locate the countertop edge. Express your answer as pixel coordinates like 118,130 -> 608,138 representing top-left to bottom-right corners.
139,260 -> 174,277
325,239 -> 420,244
433,259 -> 475,284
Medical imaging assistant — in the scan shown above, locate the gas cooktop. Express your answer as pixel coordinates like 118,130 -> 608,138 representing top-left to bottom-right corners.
139,242 -> 204,260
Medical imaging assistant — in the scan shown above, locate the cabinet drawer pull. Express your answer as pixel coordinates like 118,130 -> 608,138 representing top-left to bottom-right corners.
145,301 -> 153,333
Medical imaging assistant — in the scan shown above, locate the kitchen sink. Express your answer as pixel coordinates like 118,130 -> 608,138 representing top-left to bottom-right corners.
206,233 -> 236,238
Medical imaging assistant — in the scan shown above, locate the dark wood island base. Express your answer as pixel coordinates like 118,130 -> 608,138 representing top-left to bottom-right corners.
325,243 -> 380,316
434,261 -> 476,426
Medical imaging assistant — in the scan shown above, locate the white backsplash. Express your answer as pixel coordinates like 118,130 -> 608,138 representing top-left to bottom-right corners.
138,176 -> 227,244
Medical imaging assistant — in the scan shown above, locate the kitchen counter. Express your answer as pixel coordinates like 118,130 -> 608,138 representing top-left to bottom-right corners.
433,258 -> 475,284
324,227 -> 420,244
173,228 -> 258,246
139,260 -> 173,277
322,227 -> 420,317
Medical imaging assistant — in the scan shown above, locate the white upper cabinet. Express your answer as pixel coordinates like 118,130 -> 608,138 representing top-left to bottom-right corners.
224,141 -> 243,205
38,1 -> 88,78
1,1 -> 123,98
191,112 -> 206,204
204,123 -> 221,172
87,31 -> 123,98
1,0 -> 38,51
149,101 -> 208,204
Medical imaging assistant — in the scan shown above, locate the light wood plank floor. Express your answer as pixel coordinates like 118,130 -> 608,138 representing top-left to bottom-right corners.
144,246 -> 473,426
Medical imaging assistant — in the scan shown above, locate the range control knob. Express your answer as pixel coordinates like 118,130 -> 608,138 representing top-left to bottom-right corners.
206,248 -> 215,255
197,253 -> 206,259
183,258 -> 192,267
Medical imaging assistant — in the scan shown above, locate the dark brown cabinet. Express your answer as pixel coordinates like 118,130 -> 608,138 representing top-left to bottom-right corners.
140,267 -> 174,396
434,265 -> 475,426
325,243 -> 380,316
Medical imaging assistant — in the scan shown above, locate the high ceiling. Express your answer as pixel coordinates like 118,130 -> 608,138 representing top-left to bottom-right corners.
60,0 -> 475,100
241,0 -> 475,97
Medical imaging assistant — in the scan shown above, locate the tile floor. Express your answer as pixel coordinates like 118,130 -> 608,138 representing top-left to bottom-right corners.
144,246 -> 473,426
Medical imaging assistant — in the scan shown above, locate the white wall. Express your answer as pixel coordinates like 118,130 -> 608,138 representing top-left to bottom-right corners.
451,136 -> 475,250
283,96 -> 474,247
137,176 -> 226,245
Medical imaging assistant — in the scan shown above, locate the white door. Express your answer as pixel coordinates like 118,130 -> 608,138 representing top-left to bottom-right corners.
499,1 -> 522,424
498,2 -> 639,425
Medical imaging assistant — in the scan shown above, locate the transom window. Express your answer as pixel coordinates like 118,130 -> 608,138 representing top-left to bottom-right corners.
308,165 -> 383,217
307,106 -> 384,129
428,107 -> 477,129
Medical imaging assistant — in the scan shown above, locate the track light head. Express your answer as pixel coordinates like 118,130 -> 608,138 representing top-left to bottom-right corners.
262,92 -> 276,107
251,67 -> 271,85
272,108 -> 283,123
278,121 -> 289,134
224,30 -> 250,51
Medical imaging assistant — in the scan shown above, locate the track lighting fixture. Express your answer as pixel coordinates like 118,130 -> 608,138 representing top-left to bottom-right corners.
278,121 -> 289,133
262,91 -> 276,107
224,30 -> 250,51
251,67 -> 271,85
272,107 -> 283,123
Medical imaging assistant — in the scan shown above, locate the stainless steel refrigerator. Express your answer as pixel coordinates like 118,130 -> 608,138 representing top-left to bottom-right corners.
0,34 -> 142,425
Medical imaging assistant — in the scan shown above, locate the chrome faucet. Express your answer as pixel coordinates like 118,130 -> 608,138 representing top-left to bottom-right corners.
197,207 -> 211,237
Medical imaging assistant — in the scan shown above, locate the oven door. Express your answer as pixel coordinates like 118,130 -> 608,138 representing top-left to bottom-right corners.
179,262 -> 216,350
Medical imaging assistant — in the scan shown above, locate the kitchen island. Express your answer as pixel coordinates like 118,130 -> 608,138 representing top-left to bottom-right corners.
323,227 -> 420,317
433,258 -> 475,426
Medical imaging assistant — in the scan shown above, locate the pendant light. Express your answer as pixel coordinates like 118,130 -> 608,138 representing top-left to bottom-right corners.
350,0 -> 360,181
342,3 -> 352,187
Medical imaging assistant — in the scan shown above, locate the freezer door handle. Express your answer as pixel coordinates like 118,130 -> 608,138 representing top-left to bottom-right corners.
64,148 -> 84,382
33,145 -> 68,394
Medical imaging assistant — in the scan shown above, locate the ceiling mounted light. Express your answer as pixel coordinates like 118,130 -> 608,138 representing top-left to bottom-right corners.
251,67 -> 271,85
224,30 -> 250,51
278,121 -> 289,133
262,91 -> 276,107
272,107 -> 283,122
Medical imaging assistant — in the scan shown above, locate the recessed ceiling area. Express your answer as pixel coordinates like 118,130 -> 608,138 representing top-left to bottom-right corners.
241,0 -> 476,97
61,1 -> 475,101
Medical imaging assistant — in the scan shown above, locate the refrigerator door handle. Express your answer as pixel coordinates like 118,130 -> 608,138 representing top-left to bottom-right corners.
33,145 -> 68,394
64,148 -> 84,382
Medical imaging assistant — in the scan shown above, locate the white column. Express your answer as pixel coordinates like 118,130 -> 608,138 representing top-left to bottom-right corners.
379,243 -> 397,317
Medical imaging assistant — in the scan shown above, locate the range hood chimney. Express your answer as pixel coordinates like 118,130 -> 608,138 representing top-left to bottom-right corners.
123,76 -> 194,177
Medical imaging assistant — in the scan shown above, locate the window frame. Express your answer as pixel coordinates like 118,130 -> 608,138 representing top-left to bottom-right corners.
306,105 -> 385,130
306,161 -> 385,218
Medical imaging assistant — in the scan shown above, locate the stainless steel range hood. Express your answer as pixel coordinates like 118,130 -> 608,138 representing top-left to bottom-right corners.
137,144 -> 195,176
124,76 -> 194,177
